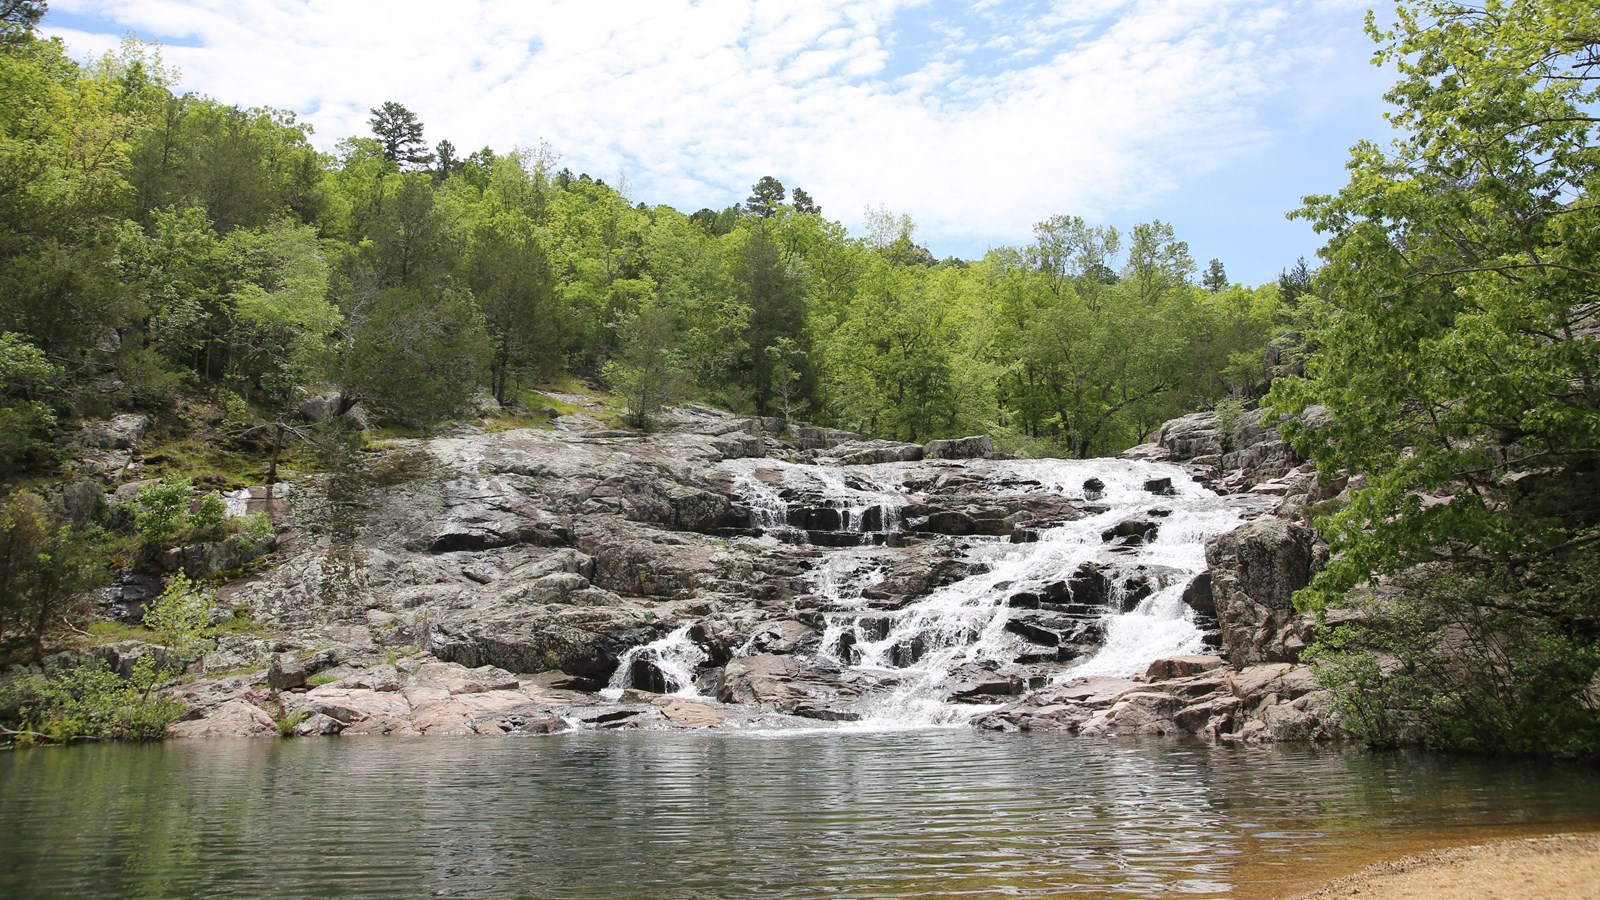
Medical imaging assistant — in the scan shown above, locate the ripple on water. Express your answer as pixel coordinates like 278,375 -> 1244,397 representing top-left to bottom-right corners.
3,732 -> 1600,898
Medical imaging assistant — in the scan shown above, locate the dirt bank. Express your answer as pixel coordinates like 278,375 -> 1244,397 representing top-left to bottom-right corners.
1294,833 -> 1600,899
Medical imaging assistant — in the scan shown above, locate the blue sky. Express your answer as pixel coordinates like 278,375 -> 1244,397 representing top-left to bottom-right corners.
42,0 -> 1397,284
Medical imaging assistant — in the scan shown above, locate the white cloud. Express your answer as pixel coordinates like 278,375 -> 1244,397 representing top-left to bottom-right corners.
44,0 -> 1376,255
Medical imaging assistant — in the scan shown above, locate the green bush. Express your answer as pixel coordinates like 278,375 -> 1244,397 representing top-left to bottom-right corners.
132,478 -> 193,551
1306,561 -> 1600,758
0,493 -> 106,657
0,333 -> 63,479
128,478 -> 249,563
143,571 -> 218,673
7,658 -> 185,743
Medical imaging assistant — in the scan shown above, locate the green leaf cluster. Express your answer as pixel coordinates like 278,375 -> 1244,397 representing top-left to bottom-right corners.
1271,0 -> 1600,755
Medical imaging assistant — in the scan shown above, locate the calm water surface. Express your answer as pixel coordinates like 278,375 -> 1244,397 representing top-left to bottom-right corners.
2,730 -> 1598,898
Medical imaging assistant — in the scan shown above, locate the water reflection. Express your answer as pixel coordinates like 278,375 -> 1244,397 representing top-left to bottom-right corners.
2,733 -> 1598,898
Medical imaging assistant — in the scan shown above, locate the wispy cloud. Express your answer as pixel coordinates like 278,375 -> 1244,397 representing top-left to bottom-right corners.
46,0 -> 1377,260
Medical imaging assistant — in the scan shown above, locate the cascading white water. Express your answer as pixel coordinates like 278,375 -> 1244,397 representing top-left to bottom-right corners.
732,471 -> 805,542
723,459 -> 908,539
602,624 -> 708,698
803,467 -> 907,533
856,460 -> 1252,725
598,455 -> 1259,727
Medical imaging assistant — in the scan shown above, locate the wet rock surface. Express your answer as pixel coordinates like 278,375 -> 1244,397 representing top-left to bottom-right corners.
68,398 -> 1346,744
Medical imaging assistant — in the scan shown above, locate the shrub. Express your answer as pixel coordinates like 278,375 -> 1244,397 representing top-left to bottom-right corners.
142,571 -> 218,673
6,658 -> 185,742
129,478 -> 246,563
0,493 -> 105,658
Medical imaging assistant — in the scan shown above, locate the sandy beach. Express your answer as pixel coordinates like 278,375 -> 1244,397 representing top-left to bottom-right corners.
1294,833 -> 1600,899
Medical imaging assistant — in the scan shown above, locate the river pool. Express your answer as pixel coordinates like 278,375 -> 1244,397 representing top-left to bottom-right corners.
2,730 -> 1598,898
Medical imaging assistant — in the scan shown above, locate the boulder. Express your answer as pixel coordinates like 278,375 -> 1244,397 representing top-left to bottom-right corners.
788,425 -> 863,450
75,414 -> 150,451
908,509 -> 978,536
1205,519 -> 1319,666
297,392 -> 344,422
428,590 -> 667,680
1142,477 -> 1176,496
1179,573 -> 1215,618
424,477 -> 571,552
167,699 -> 277,738
1102,518 -> 1159,545
659,700 -> 727,727
1154,413 -> 1221,460
712,434 -> 765,460
922,435 -> 994,460
160,533 -> 278,578
719,653 -> 851,715
268,652 -> 307,691
60,480 -> 104,527
98,570 -> 165,624
830,440 -> 924,465
1144,655 -> 1224,681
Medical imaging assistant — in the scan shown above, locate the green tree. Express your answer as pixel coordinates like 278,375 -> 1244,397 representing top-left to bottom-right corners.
0,492 -> 104,658
223,218 -> 338,405
433,138 -> 458,182
1202,258 -> 1228,293
791,187 -> 819,216
142,570 -> 217,674
129,98 -> 324,232
339,286 -> 489,428
1,1 -> 45,46
745,175 -> 785,219
1125,220 -> 1195,304
1028,214 -> 1120,302
364,171 -> 447,289
368,101 -> 432,170
1271,0 -> 1600,756
731,228 -> 809,414
0,332 -> 60,478
0,36 -> 141,364
603,304 -> 688,431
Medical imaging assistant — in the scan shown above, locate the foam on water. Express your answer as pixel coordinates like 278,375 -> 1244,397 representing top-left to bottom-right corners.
602,623 -> 708,698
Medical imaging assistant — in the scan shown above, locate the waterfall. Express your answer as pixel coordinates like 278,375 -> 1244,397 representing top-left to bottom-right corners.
732,471 -> 805,543
603,624 -> 709,698
724,459 -> 907,543
695,456 -> 1256,726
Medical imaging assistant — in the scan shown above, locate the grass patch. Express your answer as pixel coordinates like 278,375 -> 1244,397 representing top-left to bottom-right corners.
305,672 -> 341,687
134,437 -> 265,490
367,423 -> 428,441
485,407 -> 559,433
214,615 -> 269,638
85,621 -> 156,643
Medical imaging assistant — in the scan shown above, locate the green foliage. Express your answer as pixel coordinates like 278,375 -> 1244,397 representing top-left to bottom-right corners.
368,101 -> 432,170
0,332 -> 60,478
465,184 -> 562,404
603,305 -> 689,431
142,570 -> 217,672
339,286 -> 490,428
1308,562 -> 1600,757
0,492 -> 105,657
130,478 -> 234,561
1273,0 -> 1600,755
7,658 -> 185,742
132,478 -> 194,550
0,23 -> 1298,478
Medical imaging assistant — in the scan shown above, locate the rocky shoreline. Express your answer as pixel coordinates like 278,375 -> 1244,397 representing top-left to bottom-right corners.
23,395 -> 1354,742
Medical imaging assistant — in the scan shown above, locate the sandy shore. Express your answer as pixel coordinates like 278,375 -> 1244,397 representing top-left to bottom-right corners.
1293,833 -> 1600,899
